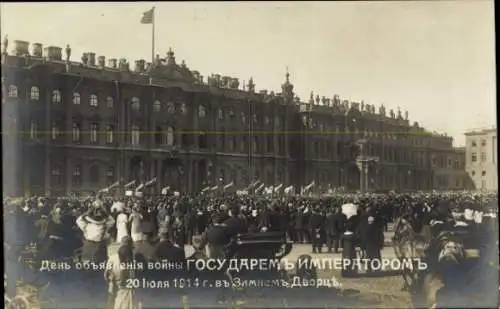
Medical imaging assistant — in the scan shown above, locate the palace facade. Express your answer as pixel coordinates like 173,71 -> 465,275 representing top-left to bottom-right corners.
2,39 -> 470,196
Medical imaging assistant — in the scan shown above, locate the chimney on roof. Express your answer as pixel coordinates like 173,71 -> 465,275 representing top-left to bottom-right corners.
13,40 -> 29,56
88,52 -> 96,66
108,58 -> 117,69
32,43 -> 43,57
44,46 -> 62,61
98,56 -> 105,69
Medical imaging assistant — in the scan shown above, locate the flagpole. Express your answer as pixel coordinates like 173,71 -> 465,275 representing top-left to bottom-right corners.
152,7 -> 156,64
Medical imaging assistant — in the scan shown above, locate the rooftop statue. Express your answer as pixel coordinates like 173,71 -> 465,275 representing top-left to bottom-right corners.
379,104 -> 386,116
65,45 -> 71,62
2,35 -> 7,54
309,92 -> 314,104
405,110 -> 409,120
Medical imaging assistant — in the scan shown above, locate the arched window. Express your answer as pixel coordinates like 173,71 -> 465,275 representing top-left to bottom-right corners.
30,86 -> 40,101
89,94 -> 99,107
30,121 -> 38,139
166,127 -> 174,146
72,122 -> 81,142
153,100 -> 161,112
72,166 -> 81,186
89,165 -> 99,184
106,125 -> 114,144
106,166 -> 114,184
90,123 -> 98,144
131,97 -> 140,110
180,103 -> 187,115
198,131 -> 207,149
51,166 -> 62,185
106,96 -> 114,108
72,92 -> 81,105
52,90 -> 61,103
8,85 -> 18,98
166,102 -> 175,113
198,105 -> 206,118
51,122 -> 60,140
131,125 -> 140,145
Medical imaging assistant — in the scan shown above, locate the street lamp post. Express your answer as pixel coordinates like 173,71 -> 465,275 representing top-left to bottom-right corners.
356,139 -> 379,193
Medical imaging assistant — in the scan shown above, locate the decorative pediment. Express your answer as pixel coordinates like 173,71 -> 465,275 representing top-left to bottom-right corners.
146,49 -> 196,84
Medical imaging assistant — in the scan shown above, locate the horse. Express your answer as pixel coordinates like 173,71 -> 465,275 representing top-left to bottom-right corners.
393,214 -> 473,309
391,212 -> 428,292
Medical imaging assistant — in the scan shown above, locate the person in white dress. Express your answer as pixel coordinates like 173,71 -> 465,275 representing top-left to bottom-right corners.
129,206 -> 146,243
115,207 -> 129,244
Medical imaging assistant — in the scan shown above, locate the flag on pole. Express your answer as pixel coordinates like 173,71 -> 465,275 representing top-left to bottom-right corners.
223,181 -> 234,191
136,183 -> 145,192
161,186 -> 170,195
140,7 -> 155,24
144,177 -> 156,187
255,183 -> 265,194
124,180 -> 137,189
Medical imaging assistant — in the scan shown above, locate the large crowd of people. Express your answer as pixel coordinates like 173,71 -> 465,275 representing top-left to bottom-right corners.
3,190 -> 498,308
4,190 -> 497,261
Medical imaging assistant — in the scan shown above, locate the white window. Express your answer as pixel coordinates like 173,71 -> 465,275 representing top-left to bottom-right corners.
106,167 -> 114,183
72,166 -> 81,185
106,96 -> 114,108
51,123 -> 60,140
30,121 -> 38,139
131,125 -> 140,145
153,100 -> 161,112
480,152 -> 487,162
166,102 -> 175,113
51,166 -> 62,185
131,97 -> 140,110
30,86 -> 40,101
72,123 -> 80,142
52,90 -> 61,103
106,125 -> 114,144
166,126 -> 174,146
198,105 -> 206,118
90,123 -> 98,143
72,92 -> 81,105
51,166 -> 60,176
8,85 -> 18,98
89,94 -> 98,107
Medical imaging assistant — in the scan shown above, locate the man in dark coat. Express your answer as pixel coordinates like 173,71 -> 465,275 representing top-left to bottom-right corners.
326,207 -> 345,253
358,214 -> 384,272
197,213 -> 231,259
224,206 -> 248,237
309,206 -> 325,253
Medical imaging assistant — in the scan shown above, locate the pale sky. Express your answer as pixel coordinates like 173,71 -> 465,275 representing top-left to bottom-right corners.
1,1 -> 496,146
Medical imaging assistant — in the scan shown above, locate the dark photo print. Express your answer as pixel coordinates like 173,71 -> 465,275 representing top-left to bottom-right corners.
2,2 -> 498,309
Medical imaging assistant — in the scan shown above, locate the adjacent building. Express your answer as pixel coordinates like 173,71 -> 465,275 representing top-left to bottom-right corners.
465,127 -> 498,191
2,39 -> 470,196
